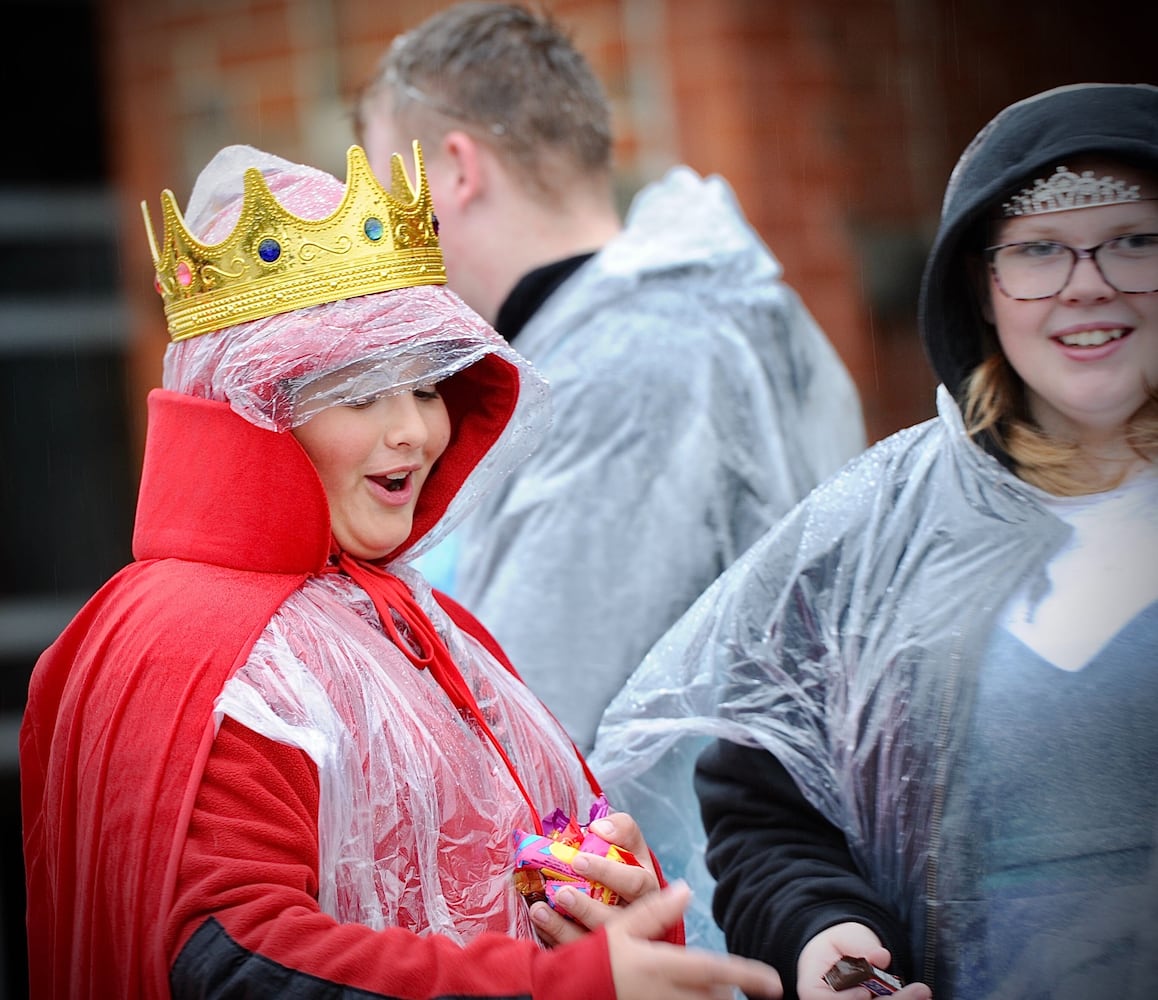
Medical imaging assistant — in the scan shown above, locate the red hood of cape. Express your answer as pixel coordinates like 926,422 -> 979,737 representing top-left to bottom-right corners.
135,347 -> 519,569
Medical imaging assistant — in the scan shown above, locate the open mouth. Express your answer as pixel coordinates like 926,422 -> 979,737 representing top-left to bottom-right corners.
371,471 -> 410,492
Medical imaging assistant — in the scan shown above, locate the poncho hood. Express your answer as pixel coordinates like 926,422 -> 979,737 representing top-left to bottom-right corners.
136,345 -> 527,568
918,82 -> 1158,397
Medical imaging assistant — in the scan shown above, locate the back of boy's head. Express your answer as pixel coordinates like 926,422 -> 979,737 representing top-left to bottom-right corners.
357,2 -> 613,198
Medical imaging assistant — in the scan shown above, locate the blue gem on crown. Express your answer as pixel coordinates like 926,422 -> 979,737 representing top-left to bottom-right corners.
364,217 -> 384,241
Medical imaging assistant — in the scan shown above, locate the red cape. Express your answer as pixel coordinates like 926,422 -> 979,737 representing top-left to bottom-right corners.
21,392 -> 327,996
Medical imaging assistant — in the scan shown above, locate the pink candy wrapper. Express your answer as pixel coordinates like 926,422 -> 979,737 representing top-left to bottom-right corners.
512,796 -> 642,915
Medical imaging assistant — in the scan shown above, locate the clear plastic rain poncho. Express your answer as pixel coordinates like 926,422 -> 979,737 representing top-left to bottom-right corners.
161,145 -> 600,941
453,164 -> 868,754
589,387 -> 1080,970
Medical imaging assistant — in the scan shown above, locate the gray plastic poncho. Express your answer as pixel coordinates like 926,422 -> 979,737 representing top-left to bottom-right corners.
452,165 -> 867,753
589,388 -> 1072,954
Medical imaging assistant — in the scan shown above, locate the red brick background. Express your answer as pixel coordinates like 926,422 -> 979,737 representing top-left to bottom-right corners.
99,0 -> 1158,456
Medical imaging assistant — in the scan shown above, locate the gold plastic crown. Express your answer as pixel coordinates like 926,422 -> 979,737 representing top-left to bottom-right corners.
141,142 -> 446,341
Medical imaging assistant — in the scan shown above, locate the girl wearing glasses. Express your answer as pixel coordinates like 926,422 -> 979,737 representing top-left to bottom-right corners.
589,82 -> 1158,999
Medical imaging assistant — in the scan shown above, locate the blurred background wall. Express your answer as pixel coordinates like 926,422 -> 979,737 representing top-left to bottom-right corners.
2,0 -> 1155,995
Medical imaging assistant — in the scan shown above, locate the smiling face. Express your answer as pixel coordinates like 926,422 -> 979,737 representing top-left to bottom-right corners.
291,387 -> 451,561
985,159 -> 1158,447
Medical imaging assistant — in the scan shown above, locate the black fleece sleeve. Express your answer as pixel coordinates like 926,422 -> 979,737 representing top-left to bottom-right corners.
694,739 -> 912,998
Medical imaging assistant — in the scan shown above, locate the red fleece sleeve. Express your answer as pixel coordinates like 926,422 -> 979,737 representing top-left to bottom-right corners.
168,717 -> 616,1000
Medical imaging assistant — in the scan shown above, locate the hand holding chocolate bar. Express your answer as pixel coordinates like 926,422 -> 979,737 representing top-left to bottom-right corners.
823,956 -> 903,996
795,923 -> 930,1000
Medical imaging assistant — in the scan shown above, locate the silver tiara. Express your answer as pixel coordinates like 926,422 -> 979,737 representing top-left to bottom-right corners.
1002,165 -> 1142,217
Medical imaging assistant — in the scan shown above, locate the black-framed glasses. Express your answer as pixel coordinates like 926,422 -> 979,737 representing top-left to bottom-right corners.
984,233 -> 1158,300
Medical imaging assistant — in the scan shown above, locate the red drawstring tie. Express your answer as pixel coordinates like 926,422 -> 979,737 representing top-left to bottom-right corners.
332,552 -> 543,833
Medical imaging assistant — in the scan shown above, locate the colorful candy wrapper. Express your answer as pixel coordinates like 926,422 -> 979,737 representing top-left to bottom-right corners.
512,796 -> 642,916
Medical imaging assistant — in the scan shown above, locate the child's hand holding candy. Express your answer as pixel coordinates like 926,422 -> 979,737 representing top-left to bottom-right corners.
512,798 -> 662,945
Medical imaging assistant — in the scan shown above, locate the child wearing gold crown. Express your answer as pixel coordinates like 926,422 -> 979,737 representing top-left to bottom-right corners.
595,82 -> 1158,1000
18,142 -> 781,1000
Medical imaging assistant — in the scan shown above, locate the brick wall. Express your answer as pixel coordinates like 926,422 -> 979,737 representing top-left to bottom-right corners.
99,0 -> 1158,450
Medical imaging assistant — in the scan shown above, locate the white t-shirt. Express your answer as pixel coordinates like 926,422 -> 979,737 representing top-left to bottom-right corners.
1001,467 -> 1158,672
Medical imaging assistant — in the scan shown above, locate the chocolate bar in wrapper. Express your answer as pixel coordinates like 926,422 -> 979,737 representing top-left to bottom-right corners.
823,956 -> 903,995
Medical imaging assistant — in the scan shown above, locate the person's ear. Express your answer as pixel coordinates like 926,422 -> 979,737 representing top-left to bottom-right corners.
438,129 -> 486,211
969,255 -> 996,324
979,287 -> 995,325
